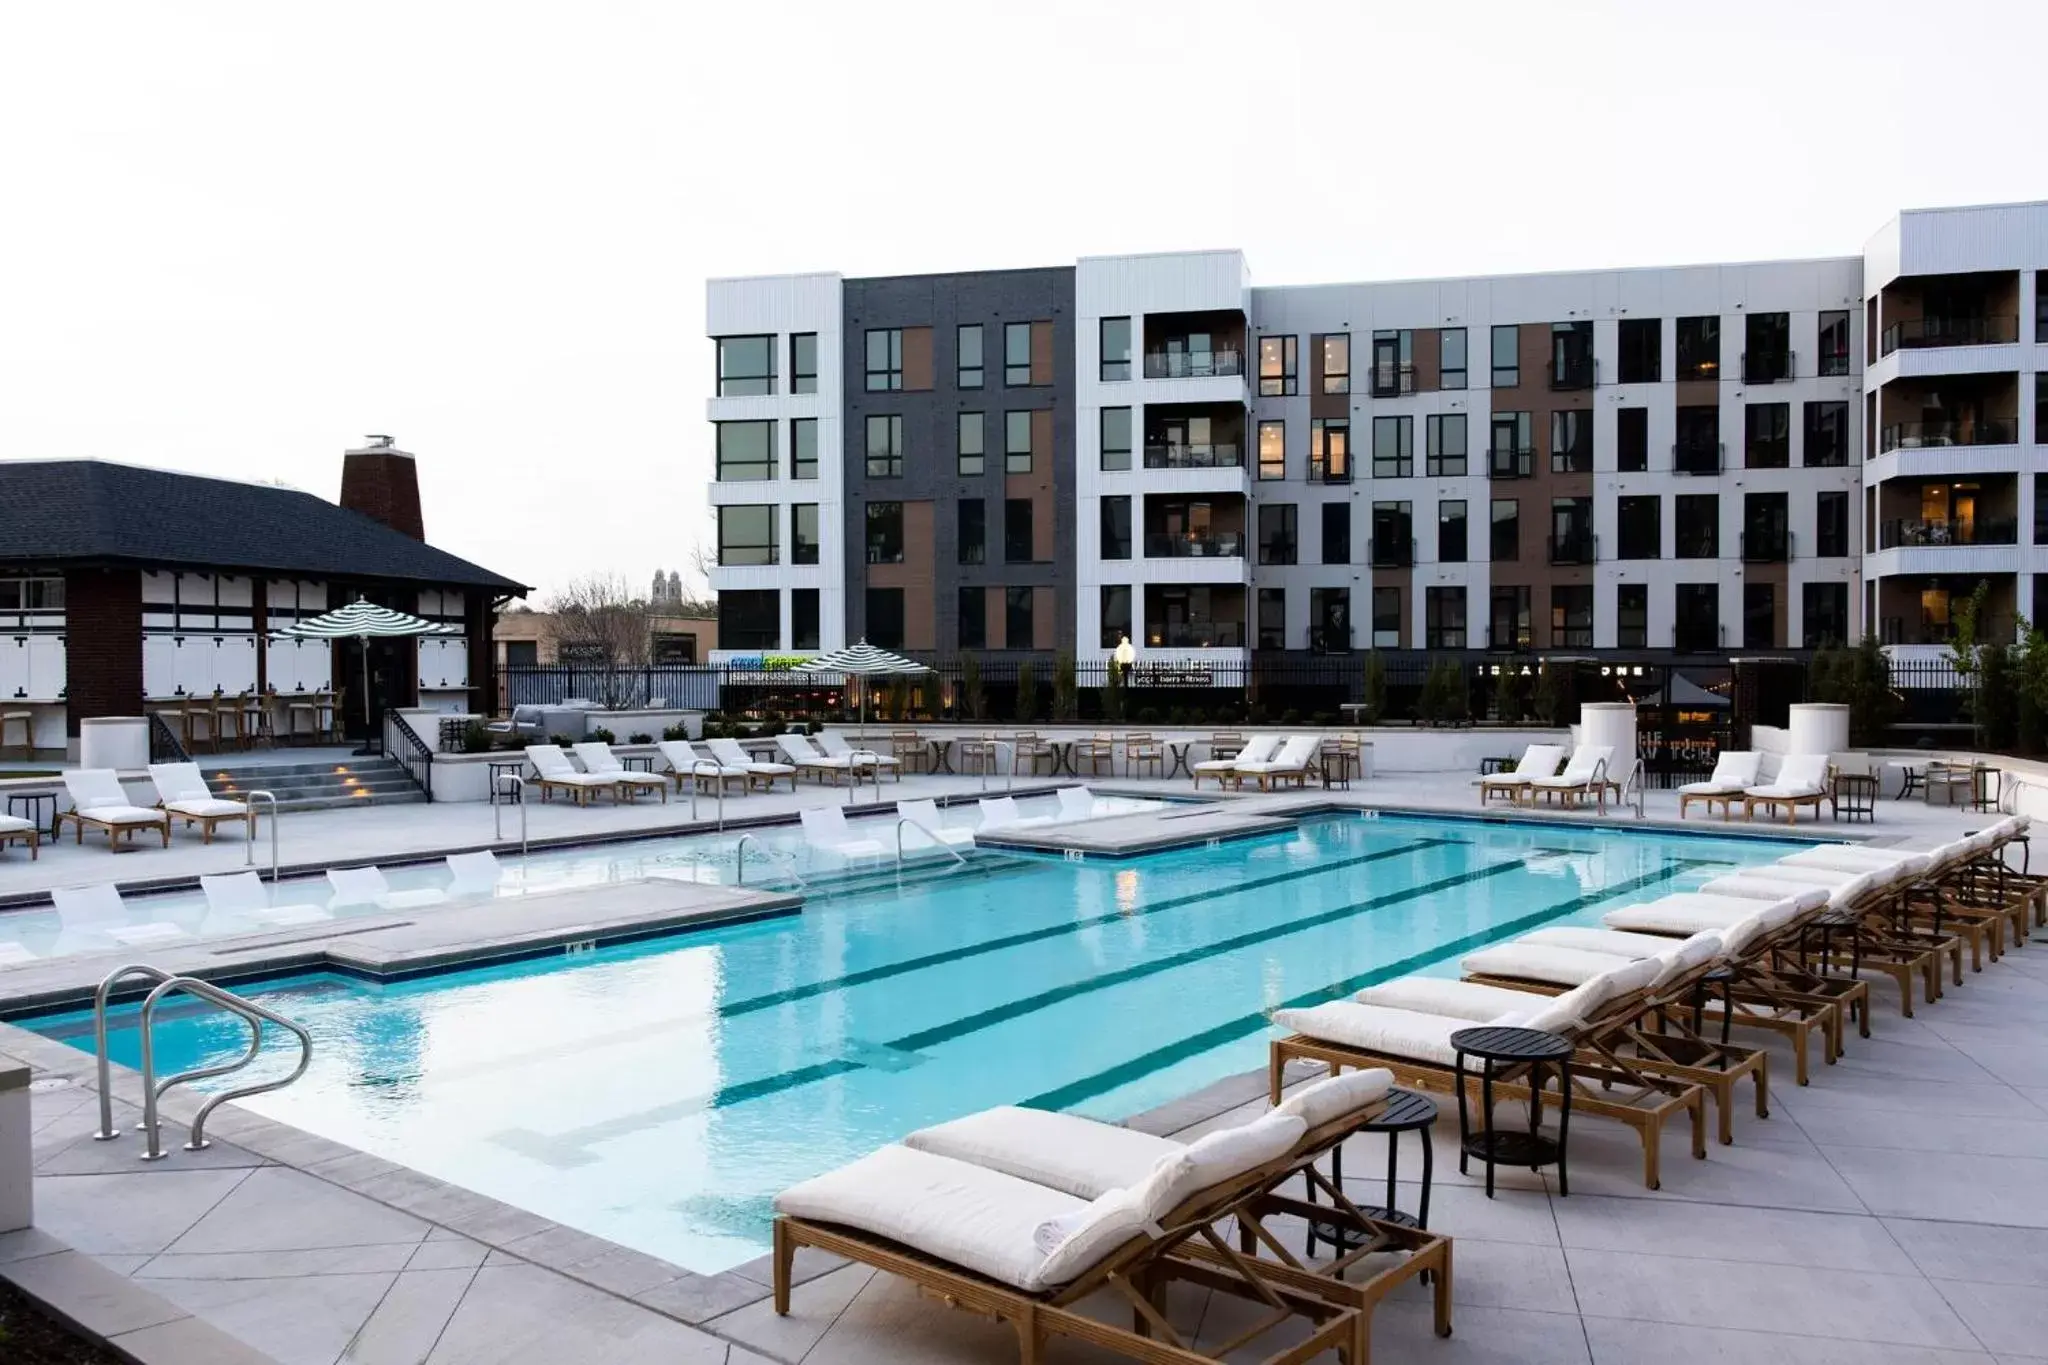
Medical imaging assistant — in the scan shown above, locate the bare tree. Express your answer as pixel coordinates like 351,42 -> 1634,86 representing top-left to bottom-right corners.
546,572 -> 654,709
673,545 -> 719,618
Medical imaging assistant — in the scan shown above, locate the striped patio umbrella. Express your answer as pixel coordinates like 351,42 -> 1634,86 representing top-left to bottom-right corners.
797,640 -> 930,740
271,599 -> 460,753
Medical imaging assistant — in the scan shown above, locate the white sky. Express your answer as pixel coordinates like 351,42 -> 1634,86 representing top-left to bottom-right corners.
3,0 -> 2041,602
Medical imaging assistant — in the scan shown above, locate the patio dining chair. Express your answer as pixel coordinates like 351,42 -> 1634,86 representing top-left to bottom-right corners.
1123,731 -> 1163,779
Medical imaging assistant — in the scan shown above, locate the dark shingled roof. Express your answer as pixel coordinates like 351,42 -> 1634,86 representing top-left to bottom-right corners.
0,460 -> 527,593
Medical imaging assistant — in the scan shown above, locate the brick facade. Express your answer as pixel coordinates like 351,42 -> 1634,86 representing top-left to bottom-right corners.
61,568 -> 142,735
339,449 -> 426,541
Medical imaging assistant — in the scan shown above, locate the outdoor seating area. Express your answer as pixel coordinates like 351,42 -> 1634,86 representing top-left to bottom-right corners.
147,688 -> 347,752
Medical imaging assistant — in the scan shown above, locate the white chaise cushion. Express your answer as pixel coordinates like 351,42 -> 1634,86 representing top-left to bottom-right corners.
0,814 -> 35,835
1521,927 -> 1683,958
79,804 -> 168,826
1648,931 -> 1727,988
1702,871 -> 1872,907
1357,977 -> 1536,1021
1602,895 -> 1765,935
1273,1068 -> 1395,1129
1031,1186 -> 1152,1286
1460,942 -> 1639,988
1273,1002 -> 1466,1066
1126,1112 -> 1305,1224
904,1107 -> 1181,1201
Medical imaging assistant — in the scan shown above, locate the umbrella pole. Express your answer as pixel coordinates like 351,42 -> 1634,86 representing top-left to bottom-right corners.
354,633 -> 377,757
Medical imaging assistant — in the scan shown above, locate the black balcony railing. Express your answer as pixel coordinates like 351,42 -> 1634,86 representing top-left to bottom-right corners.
1488,446 -> 1534,479
1310,461 -> 1355,485
1146,621 -> 1246,648
1673,441 -> 1723,476
1880,419 -> 2018,452
1549,356 -> 1595,391
1142,442 -> 1243,469
1878,516 -> 2019,549
1142,349 -> 1244,379
1881,615 -> 2015,647
1143,532 -> 1246,558
1309,626 -> 1353,654
1370,363 -> 1417,398
1547,532 -> 1597,565
1879,315 -> 2019,356
1551,444 -> 1593,474
1369,536 -> 1415,568
1741,350 -> 1794,384
1739,530 -> 1793,563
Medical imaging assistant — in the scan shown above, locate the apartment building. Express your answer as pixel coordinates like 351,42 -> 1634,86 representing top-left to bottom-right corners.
706,200 -> 2048,664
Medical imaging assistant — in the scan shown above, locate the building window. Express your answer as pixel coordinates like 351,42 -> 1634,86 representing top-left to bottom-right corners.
1617,318 -> 1661,384
1100,407 -> 1132,471
1489,586 -> 1531,649
865,501 -> 904,563
958,586 -> 986,649
716,335 -> 775,396
957,412 -> 985,476
1100,317 -> 1131,382
1743,583 -> 1776,648
1616,584 -> 1648,649
1005,411 -> 1033,473
866,414 -> 903,477
1100,495 -> 1131,560
1803,401 -> 1848,467
957,324 -> 984,389
1257,420 -> 1286,480
1320,334 -> 1350,394
1817,310 -> 1851,377
1257,588 -> 1286,650
1371,502 -> 1413,567
1438,499 -> 1467,562
1816,490 -> 1849,557
503,640 -> 538,669
1675,315 -> 1720,380
1004,499 -> 1033,563
1490,411 -> 1533,476
1551,497 -> 1594,563
715,420 -> 775,480
1321,502 -> 1351,565
1258,503 -> 1298,565
1258,335 -> 1298,396
717,505 -> 778,566
2040,374 -> 2048,444
1803,582 -> 1848,648
866,588 -> 905,649
791,417 -> 817,479
1005,587 -> 1033,646
865,328 -> 903,391
1490,499 -> 1519,562
790,333 -> 817,394
1369,416 -> 1411,478
1490,324 -> 1519,387
1005,322 -> 1031,385
1425,586 -> 1466,649
958,498 -> 986,565
1100,585 -> 1131,649
1675,405 -> 1721,474
1551,586 -> 1594,649
1742,492 -> 1788,563
1313,587 -> 1356,651
1425,413 -> 1467,476
1616,495 -> 1660,560
792,503 -> 819,565
1371,330 -> 1415,396
1440,328 -> 1467,389
1675,493 -> 1718,558
720,590 -> 780,651
1675,584 -> 1720,651
1314,418 -> 1355,481
1550,410 -> 1591,473
1616,407 -> 1648,472
1744,403 -> 1790,469
1551,321 -> 1594,389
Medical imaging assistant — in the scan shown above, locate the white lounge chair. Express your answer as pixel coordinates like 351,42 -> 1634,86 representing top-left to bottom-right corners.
896,798 -> 975,849
1601,886 -> 1827,936
1743,754 -> 1830,824
777,734 -> 854,784
524,744 -> 621,805
572,742 -> 669,803
199,871 -> 330,927
146,762 -> 255,844
1676,751 -> 1763,819
798,807 -> 886,859
1527,745 -> 1615,811
51,884 -> 187,947
326,865 -> 449,910
707,737 -> 798,792
1055,786 -> 1098,821
1234,735 -> 1320,791
1477,744 -> 1565,806
818,730 -> 900,781
0,812 -> 38,862
976,795 -> 1055,831
1193,734 -> 1276,789
446,850 -> 502,897
59,770 -> 171,850
658,739 -> 749,794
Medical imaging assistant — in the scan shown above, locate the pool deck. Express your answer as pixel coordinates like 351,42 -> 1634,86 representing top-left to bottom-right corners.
0,766 -> 2033,1364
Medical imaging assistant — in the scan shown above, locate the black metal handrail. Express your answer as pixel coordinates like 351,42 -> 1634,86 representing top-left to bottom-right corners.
1310,461 -> 1355,484
147,713 -> 190,763
1488,447 -> 1533,479
1880,420 -> 2017,452
1143,532 -> 1245,558
1371,362 -> 1417,397
1547,533 -> 1597,565
1880,315 -> 2018,355
1741,350 -> 1795,384
1739,530 -> 1793,563
1142,442 -> 1243,469
1673,441 -> 1723,475
1142,350 -> 1244,379
1549,356 -> 1595,391
1145,622 -> 1246,648
383,708 -> 434,803
1879,517 -> 2018,549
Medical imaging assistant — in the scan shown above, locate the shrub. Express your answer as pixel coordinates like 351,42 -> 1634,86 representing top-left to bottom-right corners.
589,726 -> 616,744
1103,659 -> 1127,722
460,720 -> 494,754
1532,665 -> 1566,728
1977,642 -> 2018,753
628,732 -> 653,744
1360,652 -> 1388,724
1014,661 -> 1039,722
961,655 -> 986,721
548,732 -> 574,747
1310,710 -> 1334,727
662,721 -> 689,741
1493,666 -> 1527,724
1280,707 -> 1302,726
1246,703 -> 1268,727
1052,651 -> 1078,720
1810,636 -> 1900,747
1137,705 -> 1161,724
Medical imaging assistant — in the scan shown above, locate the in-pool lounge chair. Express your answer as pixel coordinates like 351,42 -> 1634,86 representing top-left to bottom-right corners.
1676,751 -> 1764,820
51,884 -> 187,948
524,744 -> 622,805
199,871 -> 330,927
147,762 -> 256,844
818,730 -> 900,781
977,795 -> 1055,831
1194,734 -> 1277,789
799,806 -> 886,860
1234,735 -> 1320,791
657,739 -> 749,794
0,812 -> 38,861
1526,745 -> 1615,812
897,798 -> 976,849
571,742 -> 669,803
776,733 -> 855,784
1743,753 -> 1830,824
58,770 -> 171,850
1055,785 -> 1098,821
327,865 -> 451,910
1478,744 -> 1565,807
774,1069 -> 1451,1365
706,737 -> 798,792
446,850 -> 502,898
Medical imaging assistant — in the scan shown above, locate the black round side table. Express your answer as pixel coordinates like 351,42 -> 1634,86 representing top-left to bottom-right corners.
1302,1088 -> 1438,1257
1451,1025 -> 1574,1198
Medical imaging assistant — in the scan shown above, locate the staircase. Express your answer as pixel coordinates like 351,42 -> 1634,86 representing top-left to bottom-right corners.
205,756 -> 427,812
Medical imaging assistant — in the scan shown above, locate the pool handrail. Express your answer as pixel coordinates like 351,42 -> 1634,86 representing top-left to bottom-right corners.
92,963 -> 177,1141
733,832 -> 808,890
494,773 -> 528,857
895,816 -> 968,867
136,974 -> 311,1160
689,760 -> 727,830
240,790 -> 280,881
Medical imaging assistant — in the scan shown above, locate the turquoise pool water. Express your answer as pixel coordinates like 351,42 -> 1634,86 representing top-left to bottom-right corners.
30,813 -> 1799,1273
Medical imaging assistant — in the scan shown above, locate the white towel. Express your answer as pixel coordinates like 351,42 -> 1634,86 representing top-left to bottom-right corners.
1033,1204 -> 1096,1257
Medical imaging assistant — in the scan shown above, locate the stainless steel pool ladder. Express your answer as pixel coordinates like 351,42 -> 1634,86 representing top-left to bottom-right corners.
688,761 -> 727,830
90,964 -> 313,1160
895,817 -> 967,867
494,773 -> 528,856
845,750 -> 885,806
978,740 -> 1016,794
732,832 -> 808,890
240,790 -> 280,880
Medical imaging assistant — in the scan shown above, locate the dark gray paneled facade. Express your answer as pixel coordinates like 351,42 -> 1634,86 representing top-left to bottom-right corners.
842,268 -> 1075,655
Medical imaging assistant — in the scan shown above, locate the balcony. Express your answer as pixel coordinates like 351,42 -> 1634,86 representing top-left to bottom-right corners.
1549,356 -> 1595,391
1880,315 -> 2019,356
1309,626 -> 1352,654
1143,350 -> 1244,380
1878,517 -> 2019,549
1142,442 -> 1242,470
1673,441 -> 1723,476
1371,362 -> 1417,398
1147,621 -> 1245,649
1739,530 -> 1793,563
1547,532 -> 1596,566
1369,536 -> 1415,569
1488,446 -> 1534,480
1144,532 -> 1245,558
1741,351 -> 1795,384
1880,419 -> 2017,452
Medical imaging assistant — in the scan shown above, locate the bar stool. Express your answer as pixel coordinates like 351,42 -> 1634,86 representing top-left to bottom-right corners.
213,693 -> 247,751
285,694 -> 320,744
244,693 -> 274,749
183,702 -> 215,754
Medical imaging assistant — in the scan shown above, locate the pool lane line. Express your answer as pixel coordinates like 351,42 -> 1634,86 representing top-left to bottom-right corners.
1018,856 -> 1717,1113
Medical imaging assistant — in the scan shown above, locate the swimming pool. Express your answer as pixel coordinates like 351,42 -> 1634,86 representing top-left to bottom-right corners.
29,812 -> 1800,1273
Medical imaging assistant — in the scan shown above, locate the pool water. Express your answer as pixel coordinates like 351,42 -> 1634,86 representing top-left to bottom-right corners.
30,813 -> 1799,1273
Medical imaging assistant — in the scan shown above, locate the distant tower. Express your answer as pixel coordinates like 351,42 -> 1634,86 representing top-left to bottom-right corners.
651,570 -> 667,604
667,569 -> 683,603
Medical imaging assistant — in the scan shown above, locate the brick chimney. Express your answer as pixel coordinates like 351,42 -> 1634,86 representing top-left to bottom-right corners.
339,435 -> 425,540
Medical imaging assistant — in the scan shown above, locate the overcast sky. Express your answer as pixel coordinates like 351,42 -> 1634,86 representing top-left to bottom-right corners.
3,0 -> 2041,603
